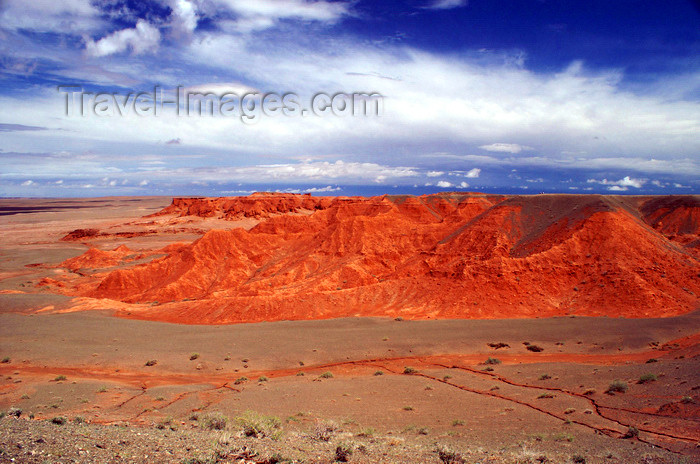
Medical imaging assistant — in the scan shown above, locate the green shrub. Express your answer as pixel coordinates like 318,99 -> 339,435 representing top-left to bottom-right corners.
50,416 -> 66,425
526,345 -> 544,352
484,357 -> 501,365
606,380 -> 628,394
623,426 -> 639,439
234,376 -> 248,385
145,359 -> 157,367
1,357 -> 9,363
234,411 -> 281,439
54,375 -> 67,381
201,413 -> 228,430
403,367 -> 417,374
680,396 -> 695,404
319,371 -> 334,379
189,353 -> 200,361
637,373 -> 657,384
539,374 -> 551,380
335,443 -> 353,462
374,370 -> 384,376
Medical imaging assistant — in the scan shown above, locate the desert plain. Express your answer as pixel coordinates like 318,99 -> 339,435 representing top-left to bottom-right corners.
0,193 -> 698,463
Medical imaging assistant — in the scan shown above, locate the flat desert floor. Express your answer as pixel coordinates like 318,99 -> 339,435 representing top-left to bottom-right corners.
0,197 -> 698,463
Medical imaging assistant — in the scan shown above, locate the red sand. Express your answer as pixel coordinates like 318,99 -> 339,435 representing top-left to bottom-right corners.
39,193 -> 699,324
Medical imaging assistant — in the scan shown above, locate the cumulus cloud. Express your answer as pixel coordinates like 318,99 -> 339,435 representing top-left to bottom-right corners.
21,180 -> 35,186
0,0 -> 100,32
426,171 -> 444,177
586,176 -> 646,189
170,0 -> 198,36
479,143 -> 533,154
436,180 -> 452,188
85,20 -> 161,57
465,168 -> 481,178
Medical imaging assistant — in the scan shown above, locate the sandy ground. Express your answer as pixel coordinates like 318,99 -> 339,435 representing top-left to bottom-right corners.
0,197 -> 698,463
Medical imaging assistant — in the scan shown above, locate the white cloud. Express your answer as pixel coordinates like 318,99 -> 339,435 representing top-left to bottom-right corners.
436,180 -> 452,188
424,0 -> 468,10
212,0 -> 350,32
21,180 -> 35,186
465,168 -> 481,178
426,170 -> 444,177
85,20 -> 161,57
607,185 -> 627,191
586,176 -> 646,189
0,0 -> 100,32
172,0 -> 198,35
673,183 -> 691,188
479,143 -> 533,154
458,181 -> 469,188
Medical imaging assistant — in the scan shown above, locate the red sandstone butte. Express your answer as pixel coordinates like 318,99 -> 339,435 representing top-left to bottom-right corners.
60,193 -> 698,324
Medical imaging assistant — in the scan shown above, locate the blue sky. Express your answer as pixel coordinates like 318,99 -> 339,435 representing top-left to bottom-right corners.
0,0 -> 698,197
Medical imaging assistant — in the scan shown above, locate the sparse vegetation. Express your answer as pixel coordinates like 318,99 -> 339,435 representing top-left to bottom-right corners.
73,416 -> 85,424
1,357 -> 9,363
234,411 -> 282,439
484,357 -> 501,365
234,376 -> 249,384
553,433 -> 574,442
374,370 -> 384,376
526,344 -> 544,352
335,443 -> 353,462
319,371 -> 334,379
564,408 -> 575,414
54,375 -> 67,381
537,393 -> 554,399
312,420 -> 338,441
482,367 -> 494,372
436,444 -> 465,463
189,353 -> 200,361
622,426 -> 639,439
645,358 -> 658,363
572,454 -> 586,463
97,386 -> 108,393
258,376 -> 268,382
582,388 -> 596,396
487,342 -> 509,349
539,374 -> 551,380
606,380 -> 628,394
7,408 -> 21,418
680,396 -> 695,404
201,413 -> 228,431
50,416 -> 66,425
451,419 -> 464,427
637,373 -> 657,384
145,359 -> 157,366
402,405 -> 414,411
403,366 -> 417,374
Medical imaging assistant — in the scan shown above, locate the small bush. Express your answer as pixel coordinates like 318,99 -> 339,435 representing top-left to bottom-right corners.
97,386 -> 108,393
637,373 -> 657,384
319,371 -> 334,379
564,408 -> 576,414
335,443 -> 353,462
482,367 -> 494,372
403,366 -> 417,374
526,345 -> 544,352
145,359 -> 157,367
582,388 -> 596,396
235,411 -> 281,439
312,420 -> 337,441
202,413 -> 228,430
539,374 -> 551,380
357,427 -> 375,437
623,426 -> 639,439
572,455 -> 586,464
417,427 -> 429,435
645,358 -> 658,363
189,353 -> 200,361
484,357 -> 501,365
7,408 -> 21,418
1,357 -> 9,363
54,375 -> 67,381
553,433 -> 574,442
234,376 -> 248,385
402,405 -> 414,411
443,375 -> 452,380
296,372 -> 304,376
50,416 -> 66,425
436,445 -> 465,463
606,380 -> 628,394
73,416 -> 85,424
374,370 -> 384,376
451,419 -> 464,426
680,396 -> 695,404
258,376 -> 268,382
487,342 -> 509,349
538,393 -> 554,399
